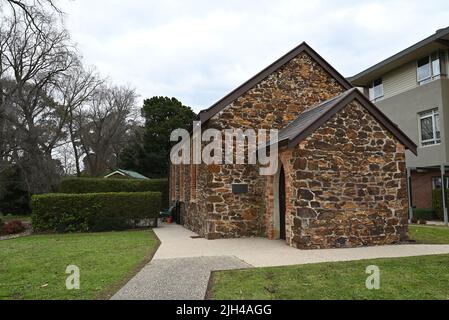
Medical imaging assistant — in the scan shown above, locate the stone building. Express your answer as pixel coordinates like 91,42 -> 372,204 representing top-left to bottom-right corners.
169,42 -> 417,249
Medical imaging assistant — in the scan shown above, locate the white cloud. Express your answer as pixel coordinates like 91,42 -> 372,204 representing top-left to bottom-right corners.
60,0 -> 449,112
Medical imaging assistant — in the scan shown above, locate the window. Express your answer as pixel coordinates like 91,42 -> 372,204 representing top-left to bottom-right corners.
432,176 -> 449,190
419,109 -> 441,146
417,52 -> 442,84
432,52 -> 441,77
369,78 -> 384,102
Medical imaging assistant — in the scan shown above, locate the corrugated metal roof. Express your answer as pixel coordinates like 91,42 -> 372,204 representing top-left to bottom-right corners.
105,169 -> 150,180
118,169 -> 150,180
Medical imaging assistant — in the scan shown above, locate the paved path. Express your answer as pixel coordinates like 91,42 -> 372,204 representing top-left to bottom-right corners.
112,223 -> 449,300
426,221 -> 449,226
112,256 -> 250,300
153,224 -> 449,267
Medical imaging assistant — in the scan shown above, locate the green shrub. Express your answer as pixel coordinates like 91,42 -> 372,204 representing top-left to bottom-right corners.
0,164 -> 31,215
432,189 -> 448,221
413,208 -> 436,221
31,192 -> 161,233
58,178 -> 169,208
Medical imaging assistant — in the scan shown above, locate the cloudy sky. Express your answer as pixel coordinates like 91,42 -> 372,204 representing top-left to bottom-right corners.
60,0 -> 449,113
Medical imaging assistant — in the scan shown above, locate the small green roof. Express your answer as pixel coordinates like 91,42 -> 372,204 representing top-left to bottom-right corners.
105,169 -> 150,180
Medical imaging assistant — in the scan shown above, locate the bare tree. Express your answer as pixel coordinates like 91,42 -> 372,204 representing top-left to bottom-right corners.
2,0 -> 62,30
58,65 -> 103,176
0,9 -> 78,193
1,1 -> 140,193
5,0 -> 60,12
78,85 -> 139,177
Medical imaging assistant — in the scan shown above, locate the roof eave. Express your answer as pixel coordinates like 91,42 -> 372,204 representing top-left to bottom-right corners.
349,27 -> 449,86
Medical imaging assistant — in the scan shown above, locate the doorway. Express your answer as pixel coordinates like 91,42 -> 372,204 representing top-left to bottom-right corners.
279,166 -> 286,240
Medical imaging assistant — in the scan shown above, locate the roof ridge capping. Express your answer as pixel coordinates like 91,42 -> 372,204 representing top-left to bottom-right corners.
278,88 -> 417,155
199,41 -> 353,123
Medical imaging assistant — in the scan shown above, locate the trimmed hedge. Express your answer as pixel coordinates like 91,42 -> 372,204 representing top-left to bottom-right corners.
413,208 -> 436,221
432,189 -> 449,221
58,178 -> 169,208
31,192 -> 161,233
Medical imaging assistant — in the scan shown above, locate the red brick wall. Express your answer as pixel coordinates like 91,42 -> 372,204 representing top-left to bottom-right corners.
411,171 -> 437,209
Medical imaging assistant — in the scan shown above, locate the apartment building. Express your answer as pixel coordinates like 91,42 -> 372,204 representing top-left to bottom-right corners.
349,27 -> 449,224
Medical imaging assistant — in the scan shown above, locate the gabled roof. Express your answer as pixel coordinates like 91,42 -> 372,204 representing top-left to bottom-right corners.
198,42 -> 353,123
349,26 -> 449,86
274,88 -> 417,154
104,169 -> 150,180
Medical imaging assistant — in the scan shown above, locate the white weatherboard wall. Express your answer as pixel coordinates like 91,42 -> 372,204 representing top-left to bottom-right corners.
383,61 -> 418,99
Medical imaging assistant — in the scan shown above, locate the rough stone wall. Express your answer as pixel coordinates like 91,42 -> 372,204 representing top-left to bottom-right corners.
183,164 -> 190,203
286,101 -> 409,249
183,163 -> 208,236
211,52 -> 344,131
182,52 -> 345,239
204,164 -> 266,239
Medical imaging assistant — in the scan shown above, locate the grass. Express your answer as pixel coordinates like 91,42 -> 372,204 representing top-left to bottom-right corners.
210,254 -> 449,300
210,226 -> 449,300
409,224 -> 449,244
0,214 -> 31,223
0,230 -> 159,300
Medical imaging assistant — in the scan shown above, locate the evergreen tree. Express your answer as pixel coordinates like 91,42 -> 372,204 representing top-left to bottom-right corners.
120,97 -> 196,178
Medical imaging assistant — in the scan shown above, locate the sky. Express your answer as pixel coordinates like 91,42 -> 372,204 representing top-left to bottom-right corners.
60,0 -> 449,113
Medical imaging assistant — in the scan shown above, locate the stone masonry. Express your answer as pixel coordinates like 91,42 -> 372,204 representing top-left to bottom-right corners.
170,44 -> 413,249
179,51 -> 345,239
285,101 -> 408,249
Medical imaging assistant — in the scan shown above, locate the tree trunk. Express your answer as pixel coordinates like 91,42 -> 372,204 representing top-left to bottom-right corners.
68,115 -> 81,177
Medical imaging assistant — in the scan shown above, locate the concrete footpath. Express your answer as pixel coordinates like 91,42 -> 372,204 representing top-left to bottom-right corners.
111,256 -> 250,300
112,224 -> 449,300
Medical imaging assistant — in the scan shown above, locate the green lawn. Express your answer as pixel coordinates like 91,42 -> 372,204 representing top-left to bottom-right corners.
409,225 -> 449,244
210,225 -> 449,300
210,254 -> 449,300
0,230 -> 158,300
0,214 -> 31,223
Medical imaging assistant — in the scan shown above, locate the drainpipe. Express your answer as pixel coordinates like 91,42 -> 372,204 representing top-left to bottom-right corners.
441,164 -> 448,226
407,168 -> 414,223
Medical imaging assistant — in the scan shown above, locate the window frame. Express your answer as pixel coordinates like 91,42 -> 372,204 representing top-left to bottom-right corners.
418,109 -> 441,147
369,78 -> 384,102
417,52 -> 443,85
